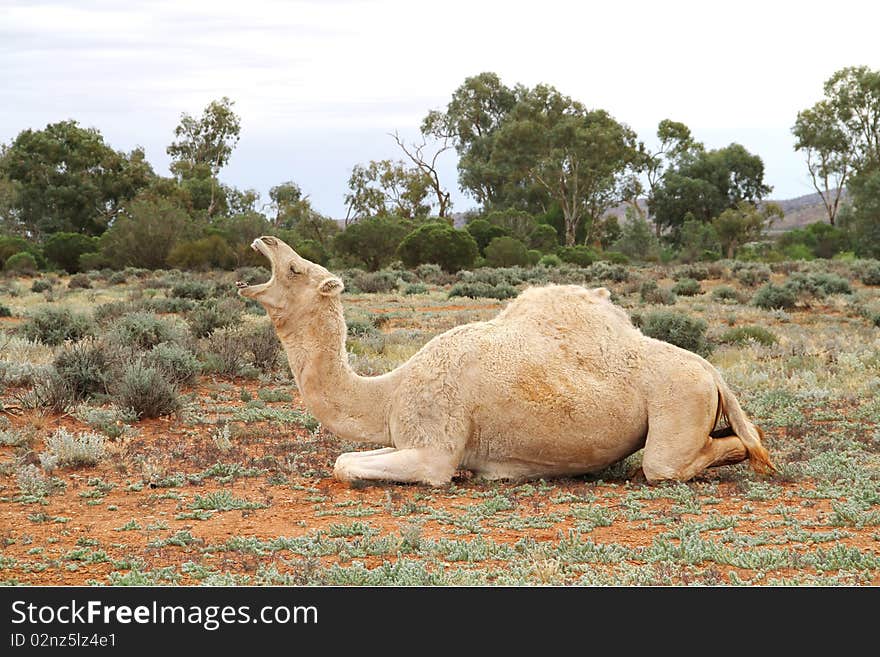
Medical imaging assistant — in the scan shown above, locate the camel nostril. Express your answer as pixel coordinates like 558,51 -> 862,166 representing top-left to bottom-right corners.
261,236 -> 277,246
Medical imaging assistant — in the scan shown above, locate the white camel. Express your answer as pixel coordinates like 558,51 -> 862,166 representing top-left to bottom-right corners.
237,236 -> 773,486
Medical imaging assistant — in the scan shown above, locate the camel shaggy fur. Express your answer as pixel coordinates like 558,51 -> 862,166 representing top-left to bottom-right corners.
237,236 -> 773,486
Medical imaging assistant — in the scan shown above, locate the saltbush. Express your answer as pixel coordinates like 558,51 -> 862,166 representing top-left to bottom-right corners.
21,307 -> 94,345
40,428 -> 105,471
143,342 -> 200,384
4,252 -> 38,274
67,273 -> 92,289
107,312 -> 187,351
672,278 -> 702,296
752,284 -> 797,310
170,280 -> 212,300
30,279 -> 53,293
113,362 -> 180,418
858,260 -> 880,286
639,310 -> 711,356
717,325 -> 778,347
448,282 -> 518,300
53,339 -> 111,400
710,285 -> 740,303
185,300 -> 243,338
639,280 -> 676,305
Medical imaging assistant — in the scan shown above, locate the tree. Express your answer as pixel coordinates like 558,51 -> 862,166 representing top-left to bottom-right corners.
266,181 -> 338,246
422,72 -> 518,209
166,97 -> 241,217
465,219 -> 509,255
333,216 -> 412,271
712,201 -> 782,259
528,223 -> 559,252
43,232 -> 99,273
839,169 -> 880,258
396,223 -> 478,272
391,131 -> 453,220
99,195 -> 195,269
613,207 -> 661,261
0,121 -> 153,236
650,143 -> 772,242
793,101 -> 852,225
490,85 -> 638,245
344,160 -> 432,222
484,236 -> 529,267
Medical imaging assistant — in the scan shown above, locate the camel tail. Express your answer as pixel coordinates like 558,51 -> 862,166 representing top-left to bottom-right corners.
711,371 -> 775,475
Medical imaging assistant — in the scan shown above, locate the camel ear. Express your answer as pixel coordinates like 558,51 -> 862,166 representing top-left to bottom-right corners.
318,276 -> 344,296
592,287 -> 611,300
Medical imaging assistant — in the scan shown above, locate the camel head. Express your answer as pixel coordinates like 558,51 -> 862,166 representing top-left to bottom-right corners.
236,236 -> 344,318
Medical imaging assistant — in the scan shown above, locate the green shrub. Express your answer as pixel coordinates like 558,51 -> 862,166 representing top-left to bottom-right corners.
448,282 -> 518,300
672,278 -> 702,296
0,304 -> 11,318
640,310 -> 711,356
752,284 -> 797,310
144,342 -> 200,384
528,224 -> 559,253
200,327 -> 249,377
586,261 -> 629,282
415,263 -> 445,284
78,252 -> 109,271
4,252 -> 38,274
53,340 -> 111,400
238,322 -> 282,371
353,271 -> 399,294
710,285 -> 740,303
465,219 -> 509,255
484,236 -> 530,267
166,235 -> 236,271
404,283 -> 427,295
113,362 -> 180,418
333,216 -> 412,270
717,325 -> 778,347
858,260 -> 880,286
108,272 -> 127,285
640,280 -> 676,305
170,280 -> 212,300
67,273 -> 92,289
526,249 -> 542,266
21,307 -> 94,345
557,245 -> 598,267
734,263 -> 771,287
43,232 -> 100,273
30,279 -> 53,293
185,300 -> 242,338
539,254 -> 562,267
674,264 -> 710,281
397,222 -> 478,272
108,312 -> 187,350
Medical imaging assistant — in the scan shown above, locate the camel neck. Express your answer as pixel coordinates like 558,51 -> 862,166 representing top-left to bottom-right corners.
276,299 -> 392,446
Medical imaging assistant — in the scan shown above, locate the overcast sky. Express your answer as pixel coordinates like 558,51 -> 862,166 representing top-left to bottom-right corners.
2,0 -> 879,218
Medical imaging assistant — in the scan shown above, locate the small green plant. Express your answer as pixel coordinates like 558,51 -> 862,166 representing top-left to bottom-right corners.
52,339 -> 111,400
710,285 -> 740,303
189,490 -> 267,511
67,273 -> 92,289
403,283 -> 428,295
0,304 -> 11,318
4,252 -> 38,274
185,300 -> 242,338
448,282 -> 517,300
170,280 -> 212,300
107,312 -> 186,351
144,342 -> 200,384
40,428 -> 105,471
30,279 -> 52,293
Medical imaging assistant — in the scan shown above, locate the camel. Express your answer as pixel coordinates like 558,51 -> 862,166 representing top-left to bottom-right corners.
237,236 -> 774,486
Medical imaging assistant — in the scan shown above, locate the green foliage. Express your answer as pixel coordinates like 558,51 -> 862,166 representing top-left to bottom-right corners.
333,216 -> 412,271
99,195 -> 195,269
4,252 -> 38,274
639,310 -> 711,356
717,326 -> 778,346
858,260 -> 880,285
448,282 -> 518,299
167,235 -> 236,270
712,201 -> 782,258
734,263 -> 771,286
528,223 -> 559,252
107,312 -> 187,351
777,222 -> 851,260
640,280 -> 677,305
840,169 -> 880,258
185,299 -> 243,338
0,120 -> 153,236
351,270 -> 400,294
526,249 -> 542,265
397,222 -> 478,272
677,219 -> 720,263
43,233 -> 100,273
752,283 -> 797,310
0,236 -> 41,267
466,219 -> 509,255
67,273 -> 92,289
403,283 -> 427,295
613,211 -> 661,262
557,245 -> 598,267
785,272 -> 852,297
484,236 -> 529,267
53,340 -> 111,400
143,342 -> 200,384
345,160 -> 432,221
710,285 -> 741,303
21,307 -> 94,345
113,361 -> 180,418
538,254 -> 562,267
671,278 -> 702,296
0,303 -> 11,317
171,280 -> 212,300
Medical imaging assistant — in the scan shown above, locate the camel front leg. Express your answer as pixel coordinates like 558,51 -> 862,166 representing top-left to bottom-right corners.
333,448 -> 457,486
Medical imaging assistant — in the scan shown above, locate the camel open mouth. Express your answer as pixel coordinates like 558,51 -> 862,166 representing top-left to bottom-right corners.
235,237 -> 275,295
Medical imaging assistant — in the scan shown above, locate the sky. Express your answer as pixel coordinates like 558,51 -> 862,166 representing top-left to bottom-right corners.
2,0 -> 879,219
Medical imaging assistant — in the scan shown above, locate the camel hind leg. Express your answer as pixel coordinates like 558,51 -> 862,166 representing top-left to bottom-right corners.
640,378 -> 748,483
